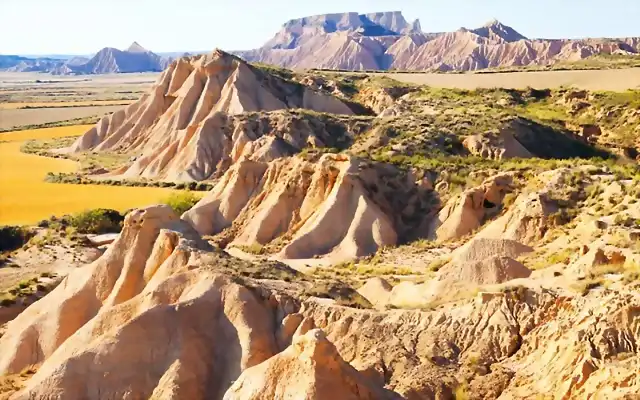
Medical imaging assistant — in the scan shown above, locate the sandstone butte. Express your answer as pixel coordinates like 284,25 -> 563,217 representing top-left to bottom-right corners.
1,48 -> 640,400
236,11 -> 640,71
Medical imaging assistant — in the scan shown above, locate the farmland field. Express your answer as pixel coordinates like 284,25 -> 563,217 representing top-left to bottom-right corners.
381,67 -> 640,91
0,125 -> 179,225
0,100 -> 134,109
0,72 -> 156,131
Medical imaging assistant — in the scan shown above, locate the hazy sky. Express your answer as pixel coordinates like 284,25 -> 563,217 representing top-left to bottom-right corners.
1,0 -> 638,55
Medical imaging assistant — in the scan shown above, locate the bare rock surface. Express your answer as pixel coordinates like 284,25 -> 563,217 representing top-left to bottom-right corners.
224,329 -> 393,399
429,173 -> 513,241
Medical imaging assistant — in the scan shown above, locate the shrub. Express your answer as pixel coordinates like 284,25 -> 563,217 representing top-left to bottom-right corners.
547,249 -> 574,265
571,278 -> 602,295
162,191 -> 200,215
428,257 -> 450,272
70,209 -> 124,234
0,226 -> 33,252
236,244 -> 266,255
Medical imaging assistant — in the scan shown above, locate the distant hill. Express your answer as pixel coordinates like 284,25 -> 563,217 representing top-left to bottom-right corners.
0,55 -> 61,71
235,11 -> 640,71
68,42 -> 170,74
0,42 -> 172,75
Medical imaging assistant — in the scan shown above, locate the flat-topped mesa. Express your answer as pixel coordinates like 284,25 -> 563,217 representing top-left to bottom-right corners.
69,49 -> 355,182
263,11 -> 420,49
239,12 -> 640,71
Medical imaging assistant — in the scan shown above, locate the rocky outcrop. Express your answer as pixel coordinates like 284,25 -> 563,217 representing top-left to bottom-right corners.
451,238 -> 533,264
183,154 -> 435,261
476,192 -> 558,245
438,255 -> 532,285
3,200 -> 640,398
224,329 -> 393,399
257,12 -> 420,51
428,173 -> 513,241
463,129 -> 533,159
471,19 -> 527,42
500,293 -> 640,398
363,12 -> 422,35
69,50 -> 356,181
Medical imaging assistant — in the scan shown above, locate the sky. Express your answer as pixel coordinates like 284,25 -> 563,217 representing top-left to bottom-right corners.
1,0 -> 639,55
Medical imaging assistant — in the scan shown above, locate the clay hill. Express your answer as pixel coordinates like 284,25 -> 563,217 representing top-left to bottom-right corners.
3,49 -> 640,399
65,42 -> 171,74
1,42 -> 172,75
69,50 -> 357,181
237,11 -> 640,71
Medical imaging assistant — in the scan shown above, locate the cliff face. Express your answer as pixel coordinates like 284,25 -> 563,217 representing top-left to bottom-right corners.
237,13 -> 640,71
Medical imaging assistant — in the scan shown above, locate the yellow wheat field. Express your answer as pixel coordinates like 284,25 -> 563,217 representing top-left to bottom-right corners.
0,125 -> 180,226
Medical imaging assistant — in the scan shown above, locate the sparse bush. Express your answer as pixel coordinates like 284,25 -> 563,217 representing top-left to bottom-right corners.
623,262 -> 640,283
304,281 -> 372,309
502,192 -> 518,209
428,258 -> 450,272
454,382 -> 470,400
162,191 -> 200,215
571,278 -> 602,295
235,244 -> 266,255
70,209 -> 124,234
0,226 -> 33,252
547,249 -> 575,265
0,296 -> 16,307
17,281 -> 30,290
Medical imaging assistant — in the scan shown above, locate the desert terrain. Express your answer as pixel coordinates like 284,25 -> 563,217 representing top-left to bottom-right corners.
0,40 -> 639,400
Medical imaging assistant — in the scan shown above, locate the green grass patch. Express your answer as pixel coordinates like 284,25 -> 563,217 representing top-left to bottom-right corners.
162,191 -> 200,215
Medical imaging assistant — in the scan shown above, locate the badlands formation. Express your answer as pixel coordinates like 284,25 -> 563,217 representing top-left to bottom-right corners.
237,11 -> 640,71
2,50 -> 640,399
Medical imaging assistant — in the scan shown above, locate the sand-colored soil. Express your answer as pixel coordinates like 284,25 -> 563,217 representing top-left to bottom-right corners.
383,68 -> 640,91
0,100 -> 135,109
0,126 -> 177,225
0,106 -> 126,130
